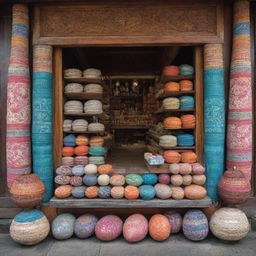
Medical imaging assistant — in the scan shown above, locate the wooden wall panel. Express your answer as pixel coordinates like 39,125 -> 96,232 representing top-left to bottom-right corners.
33,0 -> 224,46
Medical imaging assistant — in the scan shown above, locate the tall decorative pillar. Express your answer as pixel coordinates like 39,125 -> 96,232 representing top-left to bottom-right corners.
32,45 -> 53,202
226,0 -> 252,181
204,44 -> 225,201
6,4 -> 31,188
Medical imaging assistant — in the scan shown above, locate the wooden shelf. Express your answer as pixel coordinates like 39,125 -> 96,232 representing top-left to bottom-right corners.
64,113 -> 104,118
161,75 -> 194,83
164,127 -> 195,130
112,126 -> 150,129
155,91 -> 195,100
106,75 -> 156,80
155,108 -> 195,114
64,92 -> 103,100
111,95 -> 142,99
63,131 -> 105,134
159,145 -> 195,150
64,77 -> 103,83
48,196 -> 212,208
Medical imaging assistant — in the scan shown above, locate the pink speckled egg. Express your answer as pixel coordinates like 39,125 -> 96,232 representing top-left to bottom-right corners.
149,214 -> 171,241
169,164 -> 180,174
164,211 -> 182,233
158,174 -> 170,184
192,175 -> 206,185
179,163 -> 192,175
95,215 -> 123,241
171,174 -> 183,186
154,183 -> 172,199
111,186 -> 124,199
123,214 -> 148,243
192,163 -> 205,175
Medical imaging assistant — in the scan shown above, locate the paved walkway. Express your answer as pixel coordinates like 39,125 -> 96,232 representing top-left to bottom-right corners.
1,232 -> 256,256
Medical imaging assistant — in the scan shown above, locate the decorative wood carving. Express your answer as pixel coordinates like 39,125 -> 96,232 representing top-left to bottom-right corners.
33,0 -> 224,45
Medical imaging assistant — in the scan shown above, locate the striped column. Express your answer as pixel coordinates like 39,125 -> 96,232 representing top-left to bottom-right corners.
6,4 -> 31,188
32,45 -> 53,202
204,44 -> 225,201
226,0 -> 252,181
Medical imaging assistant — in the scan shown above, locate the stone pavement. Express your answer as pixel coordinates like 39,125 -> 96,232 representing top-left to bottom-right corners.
1,231 -> 256,256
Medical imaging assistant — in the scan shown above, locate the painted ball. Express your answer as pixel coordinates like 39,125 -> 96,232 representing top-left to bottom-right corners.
72,165 -> 85,176
72,186 -> 86,198
170,186 -> 185,200
149,214 -> 171,241
54,175 -> 71,185
183,210 -> 208,241
171,174 -> 183,186
10,210 -> 50,245
164,211 -> 182,234
54,185 -> 72,198
111,186 -> 124,199
98,186 -> 111,198
154,183 -> 172,199
210,208 -> 249,241
125,174 -> 143,186
52,214 -> 76,240
84,164 -> 98,175
74,156 -> 88,166
95,215 -> 123,241
98,174 -> 110,186
158,174 -> 170,184
124,185 -> 140,200
83,174 -> 97,186
142,173 -> 158,185
184,185 -> 207,200
110,175 -> 125,186
74,214 -> 98,239
70,176 -> 83,186
139,185 -> 156,200
85,186 -> 99,198
123,214 -> 148,243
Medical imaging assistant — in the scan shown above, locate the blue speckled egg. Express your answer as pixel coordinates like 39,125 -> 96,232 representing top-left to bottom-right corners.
72,165 -> 85,176
179,64 -> 194,75
125,174 -> 143,186
139,185 -> 156,200
51,213 -> 76,240
74,214 -> 98,239
83,174 -> 97,186
72,186 -> 86,198
98,186 -> 111,198
142,174 -> 158,185
63,134 -> 76,147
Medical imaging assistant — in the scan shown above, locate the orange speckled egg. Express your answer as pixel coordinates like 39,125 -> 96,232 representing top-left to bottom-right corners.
181,151 -> 197,163
74,146 -> 89,156
62,147 -> 74,157
85,186 -> 99,198
163,65 -> 179,76
164,82 -> 180,92
170,186 -> 185,200
124,185 -> 139,200
76,135 -> 89,146
149,214 -> 171,241
98,164 -> 113,175
110,175 -> 125,186
54,185 -> 72,198
163,117 -> 182,129
111,186 -> 125,199
184,184 -> 207,200
192,175 -> 206,185
180,80 -> 193,91
170,174 -> 183,186
163,150 -> 181,164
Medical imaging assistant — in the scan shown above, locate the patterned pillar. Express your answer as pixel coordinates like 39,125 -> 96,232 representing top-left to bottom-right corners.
226,0 -> 252,181
204,44 -> 225,201
6,4 -> 31,188
32,45 -> 53,202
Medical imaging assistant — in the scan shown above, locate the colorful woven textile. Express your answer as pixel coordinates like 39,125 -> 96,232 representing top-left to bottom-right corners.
226,0 -> 252,181
32,45 -> 53,202
6,4 -> 31,188
204,44 -> 225,201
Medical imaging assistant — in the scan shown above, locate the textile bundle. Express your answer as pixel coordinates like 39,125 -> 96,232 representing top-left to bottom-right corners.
6,4 -> 31,188
32,45 -> 53,202
204,44 -> 225,201
226,0 -> 252,181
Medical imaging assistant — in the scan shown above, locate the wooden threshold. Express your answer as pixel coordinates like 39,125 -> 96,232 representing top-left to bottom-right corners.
48,196 -> 212,208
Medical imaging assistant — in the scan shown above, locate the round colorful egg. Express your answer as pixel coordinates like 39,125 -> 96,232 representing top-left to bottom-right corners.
56,165 -> 72,176
139,185 -> 156,200
70,176 -> 83,186
98,186 -> 111,198
54,185 -> 72,198
149,214 -> 171,241
179,163 -> 192,175
63,134 -> 76,147
124,185 -> 139,200
84,164 -> 98,175
10,210 -> 50,245
54,175 -> 71,185
72,165 -> 85,176
123,214 -> 148,243
182,175 -> 192,186
183,209 -> 208,241
74,214 -> 98,239
125,174 -> 143,186
184,185 -> 207,200
169,163 -> 180,174
98,164 -> 113,174
85,186 -> 99,198
72,186 -> 86,198
171,174 -> 183,186
83,174 -> 97,186
95,215 -> 123,241
164,211 -> 182,233
170,186 -> 185,200
158,174 -> 170,184
142,174 -> 158,185
52,213 -> 76,240
111,186 -> 124,199
98,174 -> 110,186
154,183 -> 172,199
110,175 -> 125,186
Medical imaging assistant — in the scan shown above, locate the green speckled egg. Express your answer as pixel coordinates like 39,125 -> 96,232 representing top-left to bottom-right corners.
125,174 -> 143,187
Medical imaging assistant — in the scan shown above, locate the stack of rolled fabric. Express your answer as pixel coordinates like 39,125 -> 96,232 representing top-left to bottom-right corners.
162,97 -> 180,110
89,136 -> 104,146
163,150 -> 181,164
74,156 -> 88,165
164,82 -> 180,92
64,68 -> 82,78
179,96 -> 194,109
179,80 -> 193,91
64,100 -> 83,114
89,146 -> 106,156
62,157 -> 74,166
65,83 -> 83,93
72,119 -> 88,132
181,114 -> 196,128
76,135 -> 89,146
84,100 -> 103,115
84,84 -> 103,94
63,119 -> 72,132
176,134 -> 194,146
179,64 -> 194,75
163,65 -> 179,76
181,151 -> 197,163
83,68 -> 102,78
159,135 -> 177,148
88,123 -> 105,132
164,117 -> 182,129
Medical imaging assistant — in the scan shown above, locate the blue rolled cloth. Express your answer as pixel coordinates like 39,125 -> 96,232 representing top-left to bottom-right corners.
177,134 -> 194,146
